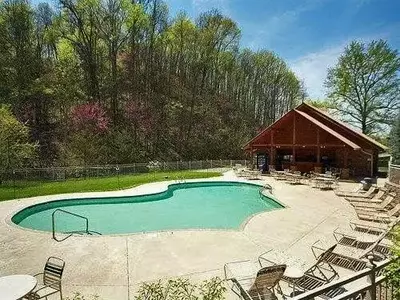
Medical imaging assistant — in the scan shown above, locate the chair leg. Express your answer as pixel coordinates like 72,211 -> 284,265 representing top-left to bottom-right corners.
60,288 -> 63,300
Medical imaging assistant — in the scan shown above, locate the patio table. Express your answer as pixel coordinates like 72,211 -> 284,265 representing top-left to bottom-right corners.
0,274 -> 37,300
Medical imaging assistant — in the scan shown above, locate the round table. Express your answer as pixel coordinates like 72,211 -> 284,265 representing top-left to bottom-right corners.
284,266 -> 303,297
0,275 -> 37,300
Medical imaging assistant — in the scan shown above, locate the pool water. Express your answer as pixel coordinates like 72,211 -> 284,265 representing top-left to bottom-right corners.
12,181 -> 283,234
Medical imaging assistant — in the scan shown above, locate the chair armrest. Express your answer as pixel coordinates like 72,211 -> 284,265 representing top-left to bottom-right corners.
227,279 -> 242,298
230,279 -> 253,300
333,227 -> 356,242
31,280 -> 62,295
311,240 -> 326,259
223,260 -> 253,280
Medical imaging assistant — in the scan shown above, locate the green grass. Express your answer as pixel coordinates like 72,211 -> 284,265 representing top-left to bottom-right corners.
0,171 -> 221,202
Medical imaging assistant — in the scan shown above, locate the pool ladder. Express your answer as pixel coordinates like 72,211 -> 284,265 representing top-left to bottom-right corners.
52,209 -> 101,242
259,184 -> 273,198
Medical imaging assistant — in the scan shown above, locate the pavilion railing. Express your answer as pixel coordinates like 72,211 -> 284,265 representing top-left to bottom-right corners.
291,258 -> 397,300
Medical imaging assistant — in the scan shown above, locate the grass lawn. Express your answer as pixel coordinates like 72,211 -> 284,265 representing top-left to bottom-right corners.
0,171 -> 221,202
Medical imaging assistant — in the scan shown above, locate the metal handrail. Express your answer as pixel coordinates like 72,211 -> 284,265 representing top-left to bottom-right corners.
291,258 -> 394,300
259,184 -> 273,197
52,209 -> 89,242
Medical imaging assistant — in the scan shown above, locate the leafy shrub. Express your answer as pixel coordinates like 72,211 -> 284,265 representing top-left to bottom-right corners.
386,225 -> 400,298
135,277 -> 226,300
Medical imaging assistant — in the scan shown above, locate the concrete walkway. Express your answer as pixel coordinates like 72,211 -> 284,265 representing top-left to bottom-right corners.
0,171 -> 363,299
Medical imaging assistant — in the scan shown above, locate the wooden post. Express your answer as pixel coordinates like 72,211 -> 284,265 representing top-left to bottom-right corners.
366,256 -> 377,300
292,113 -> 296,163
270,129 -> 275,169
344,149 -> 348,168
316,129 -> 320,163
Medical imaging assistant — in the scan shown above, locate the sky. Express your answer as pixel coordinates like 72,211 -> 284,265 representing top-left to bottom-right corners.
165,0 -> 400,99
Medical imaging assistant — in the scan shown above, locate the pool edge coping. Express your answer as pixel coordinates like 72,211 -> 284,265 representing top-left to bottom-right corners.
4,177 -> 287,237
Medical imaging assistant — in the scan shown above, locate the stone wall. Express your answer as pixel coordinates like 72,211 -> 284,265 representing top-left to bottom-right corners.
388,164 -> 400,185
385,164 -> 400,205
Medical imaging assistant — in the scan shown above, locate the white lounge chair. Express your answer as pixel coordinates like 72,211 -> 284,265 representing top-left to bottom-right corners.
352,193 -> 396,214
346,188 -> 385,203
312,230 -> 391,271
357,204 -> 400,223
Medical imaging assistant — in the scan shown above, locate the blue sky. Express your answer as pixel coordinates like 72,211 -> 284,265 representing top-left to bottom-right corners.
166,0 -> 400,99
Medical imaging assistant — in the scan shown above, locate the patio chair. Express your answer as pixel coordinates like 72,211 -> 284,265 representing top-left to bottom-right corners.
334,184 -> 366,197
228,264 -> 286,300
333,217 -> 399,255
356,204 -> 400,223
352,193 -> 396,213
349,220 -> 393,236
345,188 -> 385,203
343,186 -> 378,199
258,245 -> 345,299
25,257 -> 65,300
312,229 -> 390,271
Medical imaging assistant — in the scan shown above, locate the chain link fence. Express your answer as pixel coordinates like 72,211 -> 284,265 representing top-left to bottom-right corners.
0,160 -> 249,184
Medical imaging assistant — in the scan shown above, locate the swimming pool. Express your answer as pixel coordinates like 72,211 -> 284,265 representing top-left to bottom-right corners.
12,181 -> 283,235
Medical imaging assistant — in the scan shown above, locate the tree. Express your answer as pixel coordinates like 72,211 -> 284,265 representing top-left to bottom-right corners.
0,105 -> 37,170
325,40 -> 400,134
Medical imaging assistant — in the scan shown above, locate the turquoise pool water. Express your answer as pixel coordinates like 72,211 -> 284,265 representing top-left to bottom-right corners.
12,181 -> 283,234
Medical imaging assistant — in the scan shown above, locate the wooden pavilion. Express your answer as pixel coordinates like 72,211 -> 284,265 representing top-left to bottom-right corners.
243,103 -> 387,178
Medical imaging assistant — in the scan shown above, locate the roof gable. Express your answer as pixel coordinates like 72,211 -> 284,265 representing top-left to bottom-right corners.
297,103 -> 387,151
243,103 -> 387,152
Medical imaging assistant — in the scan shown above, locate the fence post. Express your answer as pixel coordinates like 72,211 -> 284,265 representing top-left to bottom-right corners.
210,160 -> 213,169
366,255 -> 377,300
12,169 -> 16,199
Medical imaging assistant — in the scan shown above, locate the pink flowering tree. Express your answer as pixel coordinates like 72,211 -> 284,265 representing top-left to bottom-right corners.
66,103 -> 110,165
124,101 -> 153,135
70,103 -> 110,134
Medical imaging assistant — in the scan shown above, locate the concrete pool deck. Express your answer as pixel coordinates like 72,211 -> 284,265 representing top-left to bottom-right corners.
0,171 -> 377,299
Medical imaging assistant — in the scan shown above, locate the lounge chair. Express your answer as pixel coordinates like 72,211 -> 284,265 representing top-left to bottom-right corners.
356,204 -> 400,223
333,217 -> 399,256
312,229 -> 391,271
258,245 -> 346,299
334,184 -> 364,197
25,257 -> 65,300
346,188 -> 385,203
352,193 -> 396,213
225,263 -> 286,300
349,220 -> 392,236
341,186 -> 377,199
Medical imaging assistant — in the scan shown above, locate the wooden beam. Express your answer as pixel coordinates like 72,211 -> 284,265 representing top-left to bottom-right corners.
317,129 -> 320,163
270,129 -> 275,167
293,113 -> 296,162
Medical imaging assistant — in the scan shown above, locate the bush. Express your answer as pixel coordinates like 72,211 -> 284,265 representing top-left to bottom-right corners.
386,225 -> 400,298
135,277 -> 226,300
